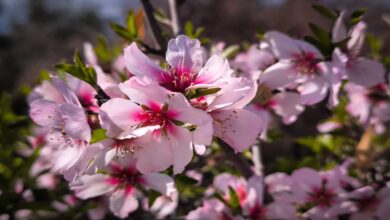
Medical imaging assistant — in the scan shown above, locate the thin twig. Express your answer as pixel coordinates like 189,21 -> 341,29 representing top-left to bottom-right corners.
140,0 -> 167,51
218,139 -> 254,179
251,143 -> 263,176
168,0 -> 181,35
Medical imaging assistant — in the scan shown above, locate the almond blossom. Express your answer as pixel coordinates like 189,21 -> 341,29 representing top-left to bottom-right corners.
124,35 -> 231,93
71,157 -> 176,219
99,76 -> 213,174
331,13 -> 385,87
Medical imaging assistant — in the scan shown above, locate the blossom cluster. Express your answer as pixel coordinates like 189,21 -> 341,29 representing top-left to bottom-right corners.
187,162 -> 390,220
27,35 -> 263,218
24,8 -> 390,219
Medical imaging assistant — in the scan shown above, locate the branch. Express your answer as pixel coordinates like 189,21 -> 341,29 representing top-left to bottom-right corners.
218,139 -> 254,179
168,0 -> 181,35
251,143 -> 263,176
140,0 -> 167,51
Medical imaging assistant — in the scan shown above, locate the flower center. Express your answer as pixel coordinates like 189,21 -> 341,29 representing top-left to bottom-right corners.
357,195 -> 379,212
293,52 -> 318,75
109,162 -> 144,186
307,185 -> 336,207
164,67 -> 197,92
249,203 -> 267,220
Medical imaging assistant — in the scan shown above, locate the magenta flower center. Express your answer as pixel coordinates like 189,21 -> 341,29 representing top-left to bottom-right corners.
293,52 -> 318,75
307,185 -> 336,207
109,163 -> 144,187
163,67 -> 197,92
249,203 -> 267,220
357,195 -> 379,212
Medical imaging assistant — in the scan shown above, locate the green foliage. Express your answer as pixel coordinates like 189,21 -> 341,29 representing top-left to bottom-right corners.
350,8 -> 367,25
110,10 -> 138,42
185,87 -> 221,100
227,186 -> 242,215
184,21 -> 210,44
55,50 -> 97,88
366,34 -> 383,59
312,4 -> 338,21
90,128 -> 108,144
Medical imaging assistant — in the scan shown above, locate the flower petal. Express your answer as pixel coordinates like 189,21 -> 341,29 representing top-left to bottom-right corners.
70,174 -> 115,199
196,54 -> 232,84
124,43 -> 167,83
212,109 -> 263,152
166,35 -> 204,72
29,99 -> 62,128
119,76 -> 169,105
99,98 -> 141,132
134,134 -> 173,173
271,92 -> 304,124
298,75 -> 328,105
109,187 -> 139,219
60,103 -> 91,141
260,62 -> 298,89
347,58 -> 385,87
143,172 -> 176,197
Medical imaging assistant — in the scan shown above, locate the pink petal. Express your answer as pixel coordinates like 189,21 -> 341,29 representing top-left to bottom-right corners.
332,11 -> 347,43
99,98 -> 141,131
260,62 -> 298,89
70,174 -> 114,199
271,92 -> 304,124
29,99 -> 62,128
51,75 -> 81,106
208,77 -> 257,111
119,76 -> 169,105
347,58 -> 385,87
212,109 -> 263,152
232,45 -> 275,75
266,201 -> 297,220
143,173 -> 176,197
298,75 -> 328,105
109,188 -> 139,219
291,168 -> 322,201
347,21 -> 367,58
134,135 -> 173,173
169,127 -> 193,174
196,54 -> 232,84
60,103 -> 91,141
52,140 -> 86,173
166,35 -> 204,72
169,93 -> 213,146
264,31 -> 300,60
124,43 -> 167,83
246,175 -> 264,207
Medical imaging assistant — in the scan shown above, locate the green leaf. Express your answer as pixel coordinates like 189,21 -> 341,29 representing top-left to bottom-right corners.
228,186 -> 242,215
185,87 -> 221,100
90,129 -> 108,144
312,4 -> 337,20
127,10 -> 138,38
55,63 -> 82,78
309,23 -> 331,45
366,34 -> 383,57
184,21 -> 194,37
148,189 -> 162,207
175,174 -> 198,185
110,22 -> 134,41
350,8 -> 367,19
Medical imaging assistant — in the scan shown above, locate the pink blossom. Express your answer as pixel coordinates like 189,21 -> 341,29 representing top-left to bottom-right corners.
71,157 -> 176,219
261,31 -> 342,107
124,35 -> 232,93
331,14 -> 385,87
99,76 -> 213,174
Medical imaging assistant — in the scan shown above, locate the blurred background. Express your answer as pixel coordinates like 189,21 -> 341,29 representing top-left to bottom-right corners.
0,0 -> 389,96
0,0 -> 389,169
